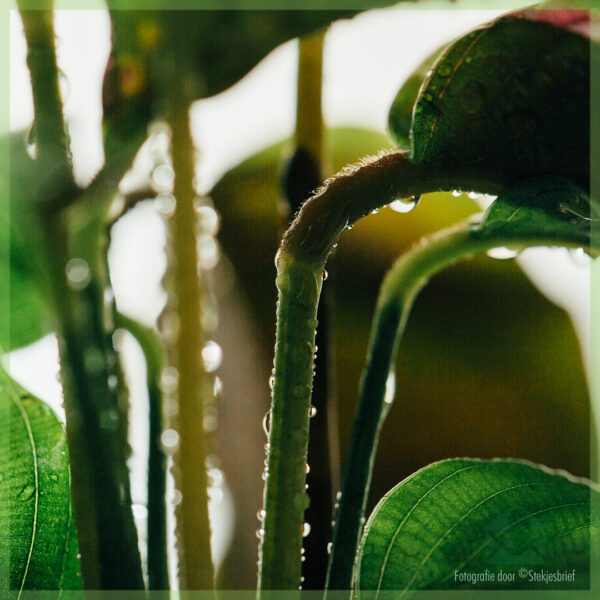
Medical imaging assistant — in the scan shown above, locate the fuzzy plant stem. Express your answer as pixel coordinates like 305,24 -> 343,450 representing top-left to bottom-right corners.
167,93 -> 215,590
19,6 -> 144,589
326,220 -> 598,591
257,149 -> 504,594
284,29 -> 336,591
116,313 -> 169,590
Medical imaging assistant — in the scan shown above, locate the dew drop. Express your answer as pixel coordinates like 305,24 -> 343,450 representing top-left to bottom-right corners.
309,405 -> 317,418
486,247 -> 519,260
371,208 -> 379,215
213,376 -> 223,396
264,443 -> 270,452
305,464 -> 311,474
384,371 -> 396,405
302,522 -> 311,537
202,341 -> 222,373
160,366 -> 179,393
198,235 -> 220,270
207,467 -> 223,487
389,195 -> 420,214
261,471 -> 269,481
195,204 -> 220,236
154,192 -> 176,216
161,428 -> 179,453
107,374 -> 118,390
346,224 -> 353,231
262,411 -> 271,437
268,375 -> 275,391
257,509 -> 266,522
336,491 -> 342,501
451,189 -> 462,197
322,270 -> 328,281
203,406 -> 218,432
467,191 -> 482,200
170,489 -> 182,506
152,164 -> 174,189
327,542 -> 333,554
65,258 -> 91,291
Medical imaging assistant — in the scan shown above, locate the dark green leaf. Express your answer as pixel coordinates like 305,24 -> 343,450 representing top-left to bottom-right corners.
0,371 -> 81,591
405,11 -> 591,188
387,45 -> 447,149
355,458 -> 597,595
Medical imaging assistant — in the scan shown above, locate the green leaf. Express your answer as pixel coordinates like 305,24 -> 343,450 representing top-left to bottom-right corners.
0,371 -> 81,591
0,133 -> 51,350
355,458 -> 597,595
471,175 -> 594,251
387,45 -> 447,149
405,10 -> 591,188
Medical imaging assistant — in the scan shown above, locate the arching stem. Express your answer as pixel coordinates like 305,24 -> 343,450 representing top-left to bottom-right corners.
326,217 -> 597,591
257,149 -> 502,593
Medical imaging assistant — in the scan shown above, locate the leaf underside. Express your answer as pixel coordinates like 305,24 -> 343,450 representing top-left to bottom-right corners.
0,372 -> 81,591
356,458 -> 597,596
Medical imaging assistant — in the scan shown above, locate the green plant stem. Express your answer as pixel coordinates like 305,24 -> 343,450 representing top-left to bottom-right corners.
19,6 -> 144,589
258,150 -> 503,594
167,93 -> 215,591
325,220 -> 598,591
116,313 -> 169,590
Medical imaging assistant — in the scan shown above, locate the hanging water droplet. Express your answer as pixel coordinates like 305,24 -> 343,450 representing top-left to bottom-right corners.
107,374 -> 118,390
160,428 -> 179,453
371,208 -> 380,215
467,191 -> 482,200
155,192 -> 176,216
152,164 -> 174,189
486,247 -> 519,260
384,371 -> 396,405
256,528 -> 265,540
25,123 -> 37,159
207,468 -> 223,487
203,406 -> 218,432
327,542 -> 333,554
264,443 -> 270,452
268,375 -> 275,391
305,464 -> 311,474
302,522 -> 311,537
160,366 -> 179,393
336,491 -> 342,501
213,376 -> 223,396
301,556 -> 306,563
170,489 -> 182,506
569,247 -> 591,266
262,411 -> 271,437
198,235 -> 220,270
261,470 -> 269,481
300,576 -> 305,583
451,189 -> 462,197
389,195 -> 420,214
205,454 -> 220,469
195,204 -> 220,236
65,258 -> 91,291
346,224 -> 353,231
257,509 -> 266,522
322,270 -> 328,281
202,341 -> 222,373
309,405 -> 317,418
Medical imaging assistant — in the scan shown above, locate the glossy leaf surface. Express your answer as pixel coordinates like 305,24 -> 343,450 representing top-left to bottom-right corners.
356,458 -> 597,595
398,11 -> 591,188
0,372 -> 81,591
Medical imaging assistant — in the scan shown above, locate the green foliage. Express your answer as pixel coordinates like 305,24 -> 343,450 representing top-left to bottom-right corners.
356,458 -> 596,594
404,11 -> 590,188
0,371 -> 81,591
